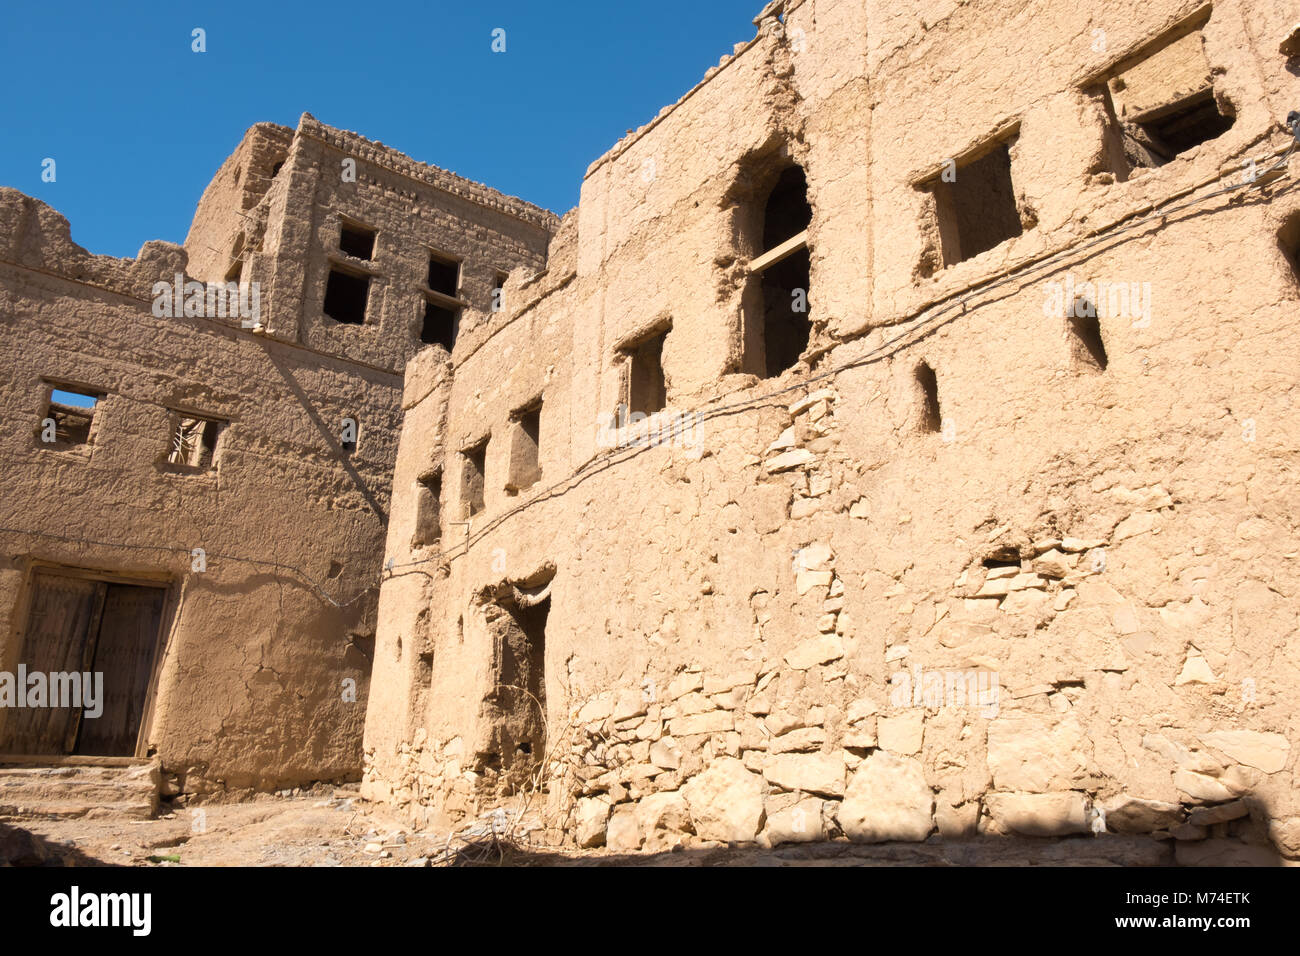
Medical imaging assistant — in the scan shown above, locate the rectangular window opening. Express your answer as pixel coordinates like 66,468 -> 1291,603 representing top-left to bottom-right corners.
428,253 -> 460,298
323,268 -> 370,325
339,222 -> 377,261
165,414 -> 224,471
492,272 -> 509,313
927,138 -> 1024,268
1127,90 -> 1235,168
506,402 -> 542,494
412,469 -> 443,547
41,386 -> 101,448
1098,23 -> 1234,172
462,439 -> 488,517
421,300 -> 460,351
741,163 -> 813,379
760,247 -> 812,378
620,328 -> 668,419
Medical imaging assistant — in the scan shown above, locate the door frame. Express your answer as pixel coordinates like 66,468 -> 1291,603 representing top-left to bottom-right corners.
0,561 -> 177,761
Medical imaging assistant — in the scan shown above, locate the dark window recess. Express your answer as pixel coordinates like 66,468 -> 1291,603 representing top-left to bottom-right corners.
421,300 -> 460,351
1278,214 -> 1300,285
915,363 -> 942,433
463,440 -> 488,517
224,260 -> 243,284
339,223 -> 376,260
166,416 -> 223,471
428,254 -> 460,297
42,388 -> 100,447
1069,307 -> 1109,372
624,329 -> 668,417
1098,23 -> 1234,174
751,165 -> 812,379
271,160 -> 284,177
506,404 -> 542,493
412,470 -> 443,547
763,167 -> 813,250
492,272 -> 509,312
930,140 -> 1024,267
324,269 -> 370,324
1125,90 -> 1235,168
762,247 -> 812,378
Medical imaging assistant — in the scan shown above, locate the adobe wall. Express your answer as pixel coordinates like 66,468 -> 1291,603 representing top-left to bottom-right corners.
0,112 -> 559,790
0,188 -> 394,789
225,114 -> 558,376
364,0 -> 1300,863
183,122 -> 294,284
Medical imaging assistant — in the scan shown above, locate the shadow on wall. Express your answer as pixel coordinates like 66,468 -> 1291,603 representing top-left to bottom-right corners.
265,350 -> 388,524
447,789 -> 1289,868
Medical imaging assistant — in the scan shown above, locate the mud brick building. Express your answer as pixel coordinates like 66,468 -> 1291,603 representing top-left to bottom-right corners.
2,0 -> 1298,861
360,0 -> 1300,862
0,115 -> 554,792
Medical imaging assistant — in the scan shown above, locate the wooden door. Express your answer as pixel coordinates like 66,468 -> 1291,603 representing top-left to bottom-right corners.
0,571 -> 166,757
0,572 -> 106,755
75,584 -> 166,757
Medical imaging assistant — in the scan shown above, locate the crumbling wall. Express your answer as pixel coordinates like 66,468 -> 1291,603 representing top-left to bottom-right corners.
365,0 -> 1299,862
183,123 -> 294,284
0,109 -> 560,792
268,115 -> 557,374
0,188 -> 396,788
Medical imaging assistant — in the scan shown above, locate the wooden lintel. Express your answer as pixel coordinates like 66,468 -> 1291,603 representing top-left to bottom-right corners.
749,229 -> 809,274
422,288 -> 470,310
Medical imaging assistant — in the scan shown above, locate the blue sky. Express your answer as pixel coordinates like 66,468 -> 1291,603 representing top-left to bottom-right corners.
0,0 -> 761,258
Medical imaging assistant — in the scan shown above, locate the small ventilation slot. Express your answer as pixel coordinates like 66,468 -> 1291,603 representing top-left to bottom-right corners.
1069,302 -> 1109,372
915,362 -> 942,433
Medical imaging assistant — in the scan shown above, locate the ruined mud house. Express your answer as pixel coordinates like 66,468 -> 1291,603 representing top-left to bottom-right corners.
361,0 -> 1300,861
0,116 -> 555,793
2,0 -> 1299,862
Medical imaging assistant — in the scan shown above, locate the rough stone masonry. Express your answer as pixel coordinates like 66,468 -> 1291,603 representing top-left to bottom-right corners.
361,0 -> 1300,863
1,0 -> 1298,862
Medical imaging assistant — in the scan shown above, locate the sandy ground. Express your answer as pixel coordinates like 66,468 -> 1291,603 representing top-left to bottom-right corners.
5,787 -> 470,867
